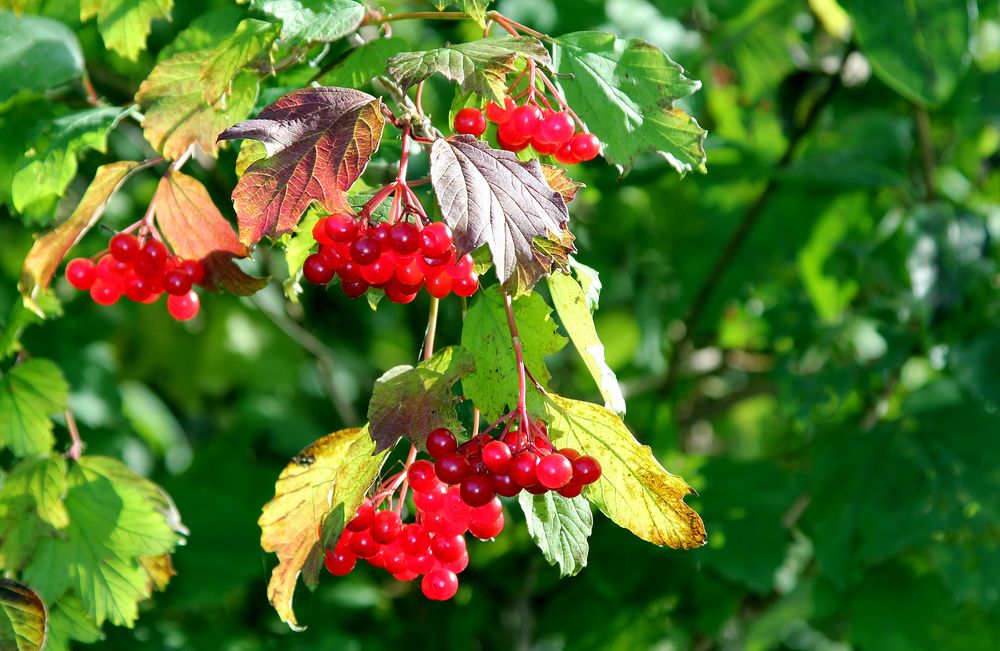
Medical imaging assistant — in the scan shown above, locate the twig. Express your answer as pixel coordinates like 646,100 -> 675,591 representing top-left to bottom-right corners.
366,11 -> 467,24
421,297 -> 440,361
64,410 -> 84,460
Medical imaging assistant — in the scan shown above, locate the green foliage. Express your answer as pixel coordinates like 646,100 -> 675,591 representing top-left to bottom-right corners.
0,359 -> 68,456
0,11 -> 83,108
518,491 -> 592,577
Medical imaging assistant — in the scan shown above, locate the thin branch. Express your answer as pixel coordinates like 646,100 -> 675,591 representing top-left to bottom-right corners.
366,11 -> 467,24
421,297 -> 440,361
64,410 -> 84,460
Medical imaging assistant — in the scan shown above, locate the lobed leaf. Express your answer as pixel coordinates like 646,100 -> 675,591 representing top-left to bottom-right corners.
259,427 -> 387,629
542,394 -> 706,549
0,359 -> 69,457
218,87 -> 384,246
43,595 -> 101,651
541,164 -> 584,203
0,579 -> 46,651
388,35 -> 549,104
430,135 -> 570,289
553,31 -> 706,174
198,19 -> 279,104
249,0 -> 365,44
367,346 -> 475,453
0,11 -> 83,107
0,456 -> 70,529
79,0 -> 173,62
518,492 -> 592,577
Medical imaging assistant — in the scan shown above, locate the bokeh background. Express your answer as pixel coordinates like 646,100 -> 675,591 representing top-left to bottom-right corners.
2,0 -> 999,649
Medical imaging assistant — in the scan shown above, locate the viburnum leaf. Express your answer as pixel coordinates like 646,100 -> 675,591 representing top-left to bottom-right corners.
541,164 -> 584,203
12,107 -> 130,214
553,31 -> 706,175
430,135 -> 570,288
542,394 -> 706,549
547,271 -> 626,415
0,12 -> 84,107
388,35 -> 550,105
44,595 -> 101,651
461,288 -> 566,422
259,427 -> 387,629
79,0 -> 173,62
218,87 -> 385,246
153,170 -> 267,296
0,456 -> 69,529
138,554 -> 176,593
249,0 -> 365,44
518,492 -> 592,577
199,19 -> 279,103
367,346 -> 475,453
460,0 -> 494,27
319,37 -> 409,89
0,579 -> 46,651
136,52 -> 258,160
19,161 -> 141,312
0,359 -> 69,457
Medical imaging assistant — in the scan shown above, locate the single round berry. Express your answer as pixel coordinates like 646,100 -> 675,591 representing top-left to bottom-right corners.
339,261 -> 362,282
320,244 -> 348,269
360,257 -> 395,286
350,236 -> 381,265
447,254 -> 474,279
348,530 -> 379,558
491,473 -> 521,498
482,440 -> 512,474
434,453 -> 470,484
163,270 -> 193,296
452,273 -> 479,298
109,233 -> 139,263
413,481 -> 448,512
167,291 -> 200,321
570,133 -> 601,161
313,217 -> 334,246
371,510 -> 402,544
90,280 -> 121,306
381,547 -> 409,575
324,548 -> 356,576
420,222 -> 453,257
460,475 -> 495,507
303,254 -> 335,285
324,214 -> 358,243
406,552 -> 437,575
430,534 -> 466,563
395,258 -> 424,286
341,278 -> 370,299
97,255 -> 129,285
454,107 -> 487,137
484,97 -> 515,123
558,447 -> 581,461
399,523 -> 431,555
558,479 -> 584,498
554,141 -> 580,165
407,460 -> 439,493
425,273 -> 452,299
498,119 -> 529,147
524,481 -> 549,495
531,138 -> 558,156
66,258 -> 97,290
347,502 -> 375,532
426,428 -> 458,458
135,240 -> 170,277
178,259 -> 205,285
509,451 -> 539,487
429,509 -> 468,537
468,512 -> 504,540
509,104 -> 543,139
421,569 -> 459,600
538,112 -> 575,144
536,453 -> 573,489
573,455 -> 602,485
388,222 -> 421,255
124,275 -> 153,302
470,497 -> 503,525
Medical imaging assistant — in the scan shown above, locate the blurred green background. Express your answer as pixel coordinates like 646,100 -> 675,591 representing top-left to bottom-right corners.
2,0 -> 999,649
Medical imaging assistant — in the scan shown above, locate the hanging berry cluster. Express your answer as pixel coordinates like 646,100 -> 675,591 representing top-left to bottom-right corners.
64,233 -> 204,321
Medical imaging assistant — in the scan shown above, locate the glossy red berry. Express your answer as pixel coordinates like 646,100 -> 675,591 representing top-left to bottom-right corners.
324,214 -> 358,243
509,451 -> 539,487
482,440 -> 512,474
349,530 -> 379,558
407,460 -> 438,492
388,222 -> 421,255
570,133 -> 601,161
360,257 -> 395,286
136,240 -> 170,277
452,273 -> 479,298
324,548 -> 356,576
66,258 -> 97,290
425,273 -> 452,299
381,547 -> 409,575
454,107 -> 487,137
531,139 -> 558,156
509,104 -> 543,138
303,254 -> 335,285
470,497 -> 503,525
538,112 -> 575,144
421,569 -> 458,600
341,278 -> 370,298
163,270 -> 193,296
167,291 -> 200,321
485,97 -> 515,123
413,481 -> 448,512
347,502 -> 375,532
554,141 -> 580,165
468,512 -> 504,539
420,222 -> 453,256
313,217 -> 334,246
430,534 -> 466,563
350,236 -> 381,265
491,473 -> 520,498
558,479 -> 584,498
573,455 -> 602,485
395,258 -> 424,286
371,510 -> 402,544
399,523 -> 431,555
124,275 -> 153,302
90,280 -> 121,306
446,253 -> 474,278
536,453 -> 573,489
407,553 -> 437,575
178,259 -> 205,285
460,475 -> 495,507
109,233 -> 139,263
435,453 -> 470,484
426,428 -> 457,458
558,447 -> 581,461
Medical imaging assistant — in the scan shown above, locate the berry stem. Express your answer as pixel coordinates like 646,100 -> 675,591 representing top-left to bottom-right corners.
489,12 -> 554,42
64,409 -> 84,460
502,292 -> 531,433
537,70 -> 587,130
366,10 -> 467,24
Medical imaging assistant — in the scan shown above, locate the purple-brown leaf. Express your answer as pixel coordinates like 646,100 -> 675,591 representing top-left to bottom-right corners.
217,87 -> 384,247
430,136 -> 570,290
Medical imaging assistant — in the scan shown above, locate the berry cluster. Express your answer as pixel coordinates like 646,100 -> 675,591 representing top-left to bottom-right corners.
325,480 -> 504,601
454,102 -> 600,164
305,216 -> 480,303
64,233 -> 204,321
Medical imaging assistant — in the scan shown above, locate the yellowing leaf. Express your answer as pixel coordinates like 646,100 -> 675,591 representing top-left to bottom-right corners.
542,394 -> 706,549
259,427 -> 387,629
0,579 -> 47,651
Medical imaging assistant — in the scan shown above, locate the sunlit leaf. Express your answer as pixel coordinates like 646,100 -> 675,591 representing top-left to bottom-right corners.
0,579 -> 46,651
79,0 -> 173,62
249,0 -> 365,44
0,359 -> 69,457
518,492 -> 592,577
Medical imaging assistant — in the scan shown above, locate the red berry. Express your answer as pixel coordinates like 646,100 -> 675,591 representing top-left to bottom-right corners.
349,530 -> 379,558
324,214 -> 358,243
407,552 -> 437,575
454,107 -> 487,137
341,279 -> 370,299
388,222 -> 421,255
97,255 -> 129,287
347,502 -> 375,532
421,569 -> 458,600
425,273 -> 452,299
430,534 -> 466,563
123,275 -> 153,302
435,453 -> 469,484
167,291 -> 200,321
484,97 -> 515,123
90,280 -> 121,306
303,254 -> 335,285
573,455 -> 602,485
135,240 -> 170,277
350,236 -> 381,265
360,257 -> 395,286
571,133 -> 601,161
498,119 -> 529,147
468,512 -> 504,539
381,547 -> 409,575
393,570 -> 420,582
559,447 -> 581,461
339,261 -> 362,282
491,473 -> 520,498
470,497 -> 503,525
372,510 -> 402,544
426,428 -> 457,458
399,523 -> 431,555
524,481 -> 549,495
395,258 -> 424,286
414,481 -> 448,512
324,548 -> 356,576
178,259 -> 205,285
419,222 -> 453,256
66,258 -> 97,290
531,138 -> 558,156
320,244 -> 348,269
407,460 -> 439,493
482,440 -> 512,474
558,479 -> 584,498
313,217 -> 334,246
163,270 -> 192,296
447,253 -> 474,278
452,273 -> 479,298
443,486 -> 472,519
554,141 -> 581,165
460,475 -> 495,507
385,288 -> 418,304
109,233 -> 139,263
509,104 -> 543,138
536,453 -> 573,489
509,451 -> 539,487
538,112 -> 575,144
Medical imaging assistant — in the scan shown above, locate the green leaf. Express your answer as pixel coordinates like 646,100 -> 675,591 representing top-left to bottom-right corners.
1,294 -> 62,361
281,206 -> 323,302
367,346 -> 475,452
249,0 -> 366,44
43,595 -> 102,651
518,491 -> 592,577
461,288 -> 566,421
841,0 -> 974,106
319,37 -> 409,88
553,31 -> 706,174
199,19 -> 279,104
388,35 -> 550,105
0,359 -> 69,457
460,0 -> 493,27
158,6 -> 244,59
0,11 -> 83,107
541,393 -> 706,549
12,106 -> 130,214
79,0 -> 174,62
547,271 -> 625,415
0,456 -> 70,529
0,579 -> 46,651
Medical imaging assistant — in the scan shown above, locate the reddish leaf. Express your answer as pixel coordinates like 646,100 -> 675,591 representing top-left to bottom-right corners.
430,135 -> 570,290
217,87 -> 385,247
541,164 -> 584,203
153,170 -> 266,295
19,161 -> 142,313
